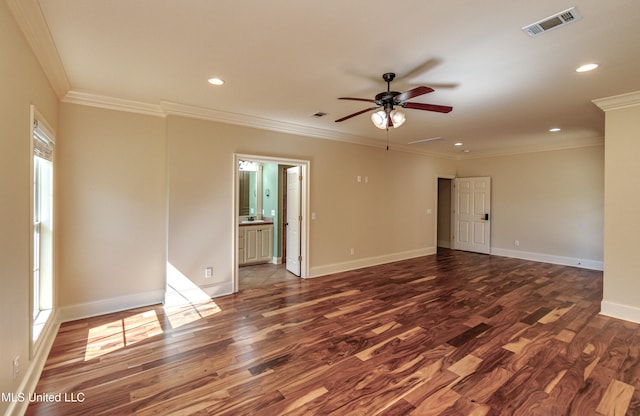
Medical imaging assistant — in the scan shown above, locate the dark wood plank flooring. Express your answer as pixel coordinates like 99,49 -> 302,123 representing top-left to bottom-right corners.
27,249 -> 640,415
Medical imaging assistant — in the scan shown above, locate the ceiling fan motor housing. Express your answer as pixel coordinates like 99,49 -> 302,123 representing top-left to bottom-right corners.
334,71 -> 452,124
375,91 -> 402,107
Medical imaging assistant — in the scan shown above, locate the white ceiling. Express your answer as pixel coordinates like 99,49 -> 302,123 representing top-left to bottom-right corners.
15,0 -> 640,157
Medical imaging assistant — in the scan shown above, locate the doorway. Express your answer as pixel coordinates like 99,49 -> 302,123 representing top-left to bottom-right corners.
436,176 -> 491,254
233,154 -> 310,292
437,177 -> 453,250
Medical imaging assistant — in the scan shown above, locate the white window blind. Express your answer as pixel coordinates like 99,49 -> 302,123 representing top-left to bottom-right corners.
33,120 -> 53,161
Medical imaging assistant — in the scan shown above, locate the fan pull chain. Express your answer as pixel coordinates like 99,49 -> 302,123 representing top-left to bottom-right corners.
386,128 -> 390,151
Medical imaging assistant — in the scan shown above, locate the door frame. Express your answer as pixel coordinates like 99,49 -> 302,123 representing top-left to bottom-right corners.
232,153 -> 310,292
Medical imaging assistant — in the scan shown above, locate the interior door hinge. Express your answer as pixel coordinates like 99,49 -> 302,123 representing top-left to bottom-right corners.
299,215 -> 302,221
298,255 -> 302,262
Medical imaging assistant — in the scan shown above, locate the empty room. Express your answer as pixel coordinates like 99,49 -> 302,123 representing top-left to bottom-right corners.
2,1 -> 640,415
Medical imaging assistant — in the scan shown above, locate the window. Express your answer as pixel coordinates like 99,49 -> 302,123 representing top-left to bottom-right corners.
30,106 -> 55,349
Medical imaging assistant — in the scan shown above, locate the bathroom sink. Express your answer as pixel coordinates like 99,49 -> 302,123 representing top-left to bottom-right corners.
241,220 -> 266,224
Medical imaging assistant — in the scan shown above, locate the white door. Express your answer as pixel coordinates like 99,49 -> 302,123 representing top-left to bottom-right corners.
286,166 -> 301,276
454,177 -> 491,254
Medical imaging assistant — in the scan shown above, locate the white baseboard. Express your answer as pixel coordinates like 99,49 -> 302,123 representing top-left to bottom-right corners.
600,300 -> 640,324
490,247 -> 603,271
198,282 -> 233,299
5,311 -> 61,416
58,290 -> 165,322
309,247 -> 437,278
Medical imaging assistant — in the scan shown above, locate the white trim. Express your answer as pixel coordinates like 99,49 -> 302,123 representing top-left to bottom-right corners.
174,284 -> 233,300
593,91 -> 640,112
490,247 -> 603,271
5,311 -> 60,416
57,90 -> 606,160
63,91 -> 165,118
309,247 -> 437,278
29,105 -> 57,361
456,137 -> 604,160
58,290 -> 165,322
5,0 -> 70,98
161,101 -> 380,148
600,300 -> 640,324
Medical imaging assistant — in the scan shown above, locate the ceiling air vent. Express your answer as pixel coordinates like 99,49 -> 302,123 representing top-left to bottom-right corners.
522,7 -> 582,37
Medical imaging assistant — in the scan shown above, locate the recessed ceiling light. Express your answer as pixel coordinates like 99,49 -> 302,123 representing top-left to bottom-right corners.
576,63 -> 598,73
454,142 -> 463,147
549,127 -> 561,132
207,77 -> 224,85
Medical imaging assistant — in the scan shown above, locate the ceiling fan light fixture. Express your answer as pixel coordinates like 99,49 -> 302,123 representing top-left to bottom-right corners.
389,109 -> 406,128
207,77 -> 225,85
371,110 -> 388,129
576,63 -> 598,73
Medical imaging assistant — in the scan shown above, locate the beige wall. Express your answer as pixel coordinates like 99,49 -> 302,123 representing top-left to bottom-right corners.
456,146 -> 604,267
598,97 -> 640,322
57,103 -> 167,316
0,0 -> 58,412
167,115 -> 457,295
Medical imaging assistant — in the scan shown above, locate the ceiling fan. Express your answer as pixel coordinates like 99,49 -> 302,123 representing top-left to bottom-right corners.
335,72 -> 453,129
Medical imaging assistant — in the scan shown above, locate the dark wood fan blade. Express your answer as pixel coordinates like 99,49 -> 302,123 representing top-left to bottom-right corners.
394,86 -> 434,103
403,102 -> 453,113
338,97 -> 377,103
335,107 -> 379,122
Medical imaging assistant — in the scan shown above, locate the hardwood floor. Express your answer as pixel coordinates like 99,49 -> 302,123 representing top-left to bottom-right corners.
27,249 -> 640,415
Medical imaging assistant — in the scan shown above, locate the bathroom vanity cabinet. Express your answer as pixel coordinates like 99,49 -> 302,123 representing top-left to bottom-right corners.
238,223 -> 273,265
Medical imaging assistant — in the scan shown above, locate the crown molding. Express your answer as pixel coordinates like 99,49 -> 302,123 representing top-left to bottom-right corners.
159,101 -> 382,148
60,91 -> 601,161
457,136 -> 604,160
593,91 -> 640,111
63,91 -> 165,117
159,101 -> 460,159
6,0 -> 70,98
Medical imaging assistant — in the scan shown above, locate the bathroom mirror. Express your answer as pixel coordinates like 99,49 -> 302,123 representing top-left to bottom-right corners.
238,161 -> 261,217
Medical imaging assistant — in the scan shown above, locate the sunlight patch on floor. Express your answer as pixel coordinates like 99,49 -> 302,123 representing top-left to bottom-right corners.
164,262 -> 222,329
84,309 -> 163,361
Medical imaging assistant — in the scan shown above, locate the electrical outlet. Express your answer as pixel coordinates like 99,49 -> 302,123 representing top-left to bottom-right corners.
350,248 -> 355,255
514,240 -> 520,247
205,267 -> 213,278
13,356 -> 19,380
